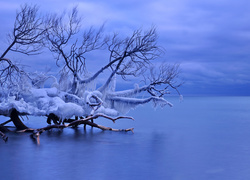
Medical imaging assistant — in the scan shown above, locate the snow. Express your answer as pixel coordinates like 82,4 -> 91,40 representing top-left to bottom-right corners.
0,87 -> 85,118
107,96 -> 173,114
95,106 -> 119,116
53,102 -> 85,119
0,73 -> 174,121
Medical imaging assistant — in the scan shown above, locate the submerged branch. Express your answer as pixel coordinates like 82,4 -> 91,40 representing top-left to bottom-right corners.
16,113 -> 134,144
83,120 -> 134,132
0,129 -> 8,142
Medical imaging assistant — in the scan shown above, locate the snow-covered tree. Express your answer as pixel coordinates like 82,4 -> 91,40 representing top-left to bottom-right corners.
0,5 -> 182,144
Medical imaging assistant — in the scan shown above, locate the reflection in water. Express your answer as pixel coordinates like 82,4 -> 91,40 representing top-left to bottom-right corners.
0,97 -> 250,180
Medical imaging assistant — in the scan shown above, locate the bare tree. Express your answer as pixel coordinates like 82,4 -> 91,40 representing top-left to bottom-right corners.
44,8 -> 176,96
45,7 -> 107,93
43,7 -> 182,119
0,4 -> 46,86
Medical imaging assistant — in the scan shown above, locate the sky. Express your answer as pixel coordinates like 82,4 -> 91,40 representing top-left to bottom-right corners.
0,0 -> 250,96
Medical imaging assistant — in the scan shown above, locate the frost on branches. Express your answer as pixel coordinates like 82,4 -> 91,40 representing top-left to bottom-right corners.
0,4 -> 182,144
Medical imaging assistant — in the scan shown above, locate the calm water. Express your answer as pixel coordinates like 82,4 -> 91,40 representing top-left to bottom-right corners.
0,96 -> 250,180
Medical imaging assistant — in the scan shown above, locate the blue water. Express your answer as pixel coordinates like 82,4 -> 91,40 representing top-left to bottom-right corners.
0,96 -> 250,180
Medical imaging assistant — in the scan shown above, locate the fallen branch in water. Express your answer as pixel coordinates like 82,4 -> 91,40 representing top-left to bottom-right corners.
17,113 -> 134,145
83,120 -> 134,132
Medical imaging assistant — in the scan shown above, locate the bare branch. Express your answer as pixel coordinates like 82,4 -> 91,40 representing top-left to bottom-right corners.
4,4 -> 45,56
98,27 -> 163,92
0,57 -> 26,86
45,7 -> 108,94
147,63 -> 183,95
0,4 -> 46,87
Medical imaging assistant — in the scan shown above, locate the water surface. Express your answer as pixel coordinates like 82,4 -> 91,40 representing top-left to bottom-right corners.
1,96 -> 250,180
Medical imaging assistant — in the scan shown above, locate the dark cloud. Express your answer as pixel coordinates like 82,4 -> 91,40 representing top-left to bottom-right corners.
0,0 -> 249,95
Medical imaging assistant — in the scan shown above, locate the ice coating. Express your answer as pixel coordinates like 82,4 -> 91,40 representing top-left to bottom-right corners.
0,74 -> 172,120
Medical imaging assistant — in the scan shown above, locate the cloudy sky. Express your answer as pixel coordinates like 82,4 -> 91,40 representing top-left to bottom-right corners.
0,0 -> 250,95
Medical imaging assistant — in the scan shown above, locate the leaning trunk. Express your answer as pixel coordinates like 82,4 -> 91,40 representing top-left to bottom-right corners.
10,109 -> 28,130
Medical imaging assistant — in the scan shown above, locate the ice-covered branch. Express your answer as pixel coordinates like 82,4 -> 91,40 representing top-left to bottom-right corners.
108,96 -> 173,107
108,86 -> 147,97
77,56 -> 122,84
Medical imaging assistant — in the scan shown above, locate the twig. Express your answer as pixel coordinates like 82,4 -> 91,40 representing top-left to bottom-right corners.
30,130 -> 43,145
83,120 -> 134,133
93,113 -> 135,123
0,130 -> 8,142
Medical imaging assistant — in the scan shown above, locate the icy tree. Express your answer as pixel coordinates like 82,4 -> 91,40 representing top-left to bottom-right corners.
0,5 -> 182,144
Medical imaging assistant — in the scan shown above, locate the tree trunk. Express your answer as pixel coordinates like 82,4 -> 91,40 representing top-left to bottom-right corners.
10,109 -> 28,130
